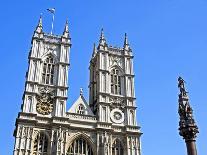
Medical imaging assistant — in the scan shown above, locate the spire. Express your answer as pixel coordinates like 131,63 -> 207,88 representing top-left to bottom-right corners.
62,19 -> 69,38
98,28 -> 107,49
178,77 -> 199,155
35,14 -> 43,33
92,43 -> 97,57
123,33 -> 130,51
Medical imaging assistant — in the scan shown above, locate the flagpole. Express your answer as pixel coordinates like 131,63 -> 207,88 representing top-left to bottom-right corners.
47,8 -> 55,35
51,13 -> 54,34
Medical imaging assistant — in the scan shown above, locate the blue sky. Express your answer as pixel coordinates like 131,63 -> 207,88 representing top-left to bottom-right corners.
0,0 -> 207,154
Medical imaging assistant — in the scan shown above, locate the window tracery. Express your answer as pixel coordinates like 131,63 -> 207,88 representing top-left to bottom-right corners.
33,132 -> 48,155
112,139 -> 124,155
111,68 -> 121,95
42,55 -> 55,85
67,137 -> 93,155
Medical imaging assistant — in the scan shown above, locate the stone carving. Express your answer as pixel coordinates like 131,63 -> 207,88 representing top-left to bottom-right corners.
36,87 -> 54,115
178,77 -> 199,141
178,76 -> 188,96
101,131 -> 109,155
110,109 -> 124,124
109,97 -> 125,109
110,56 -> 122,68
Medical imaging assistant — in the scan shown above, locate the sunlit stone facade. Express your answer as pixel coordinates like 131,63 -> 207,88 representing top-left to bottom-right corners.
13,17 -> 142,155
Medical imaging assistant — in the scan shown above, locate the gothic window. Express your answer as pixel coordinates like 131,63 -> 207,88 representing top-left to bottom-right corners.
112,139 -> 124,155
67,137 -> 93,155
42,55 -> 55,85
77,104 -> 85,114
33,132 -> 49,155
111,68 -> 121,95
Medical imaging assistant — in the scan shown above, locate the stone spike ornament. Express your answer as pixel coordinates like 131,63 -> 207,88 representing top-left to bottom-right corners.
35,14 -> 43,33
62,19 -> 70,38
178,77 -> 199,155
98,28 -> 108,50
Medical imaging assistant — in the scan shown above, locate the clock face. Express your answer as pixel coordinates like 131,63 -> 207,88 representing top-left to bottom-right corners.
110,109 -> 124,124
36,102 -> 53,115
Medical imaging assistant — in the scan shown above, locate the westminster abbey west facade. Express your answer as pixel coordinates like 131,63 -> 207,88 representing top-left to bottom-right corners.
13,16 -> 142,155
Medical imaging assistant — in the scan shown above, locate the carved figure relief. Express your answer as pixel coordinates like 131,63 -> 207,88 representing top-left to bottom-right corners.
36,87 -> 54,115
109,97 -> 125,109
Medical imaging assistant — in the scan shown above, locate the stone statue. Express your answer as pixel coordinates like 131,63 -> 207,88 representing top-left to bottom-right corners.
178,76 -> 188,96
103,132 -> 109,155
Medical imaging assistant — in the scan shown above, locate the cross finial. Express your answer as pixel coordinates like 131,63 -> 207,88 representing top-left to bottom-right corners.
80,88 -> 83,96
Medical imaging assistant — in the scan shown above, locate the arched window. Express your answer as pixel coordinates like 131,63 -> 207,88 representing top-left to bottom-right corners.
112,139 -> 124,155
33,132 -> 49,155
77,104 -> 85,114
42,55 -> 55,85
111,68 -> 121,95
67,137 -> 93,155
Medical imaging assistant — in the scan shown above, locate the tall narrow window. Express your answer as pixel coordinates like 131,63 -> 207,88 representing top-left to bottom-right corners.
33,132 -> 49,155
77,104 -> 85,114
111,68 -> 121,95
60,101 -> 64,116
102,53 -> 106,69
112,139 -> 124,155
103,73 -> 106,92
42,55 -> 55,85
102,106 -> 106,122
128,77 -> 133,97
27,96 -> 32,112
129,110 -> 134,125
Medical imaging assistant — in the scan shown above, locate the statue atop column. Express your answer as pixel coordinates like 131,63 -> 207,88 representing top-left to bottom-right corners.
178,76 -> 188,96
177,77 -> 199,155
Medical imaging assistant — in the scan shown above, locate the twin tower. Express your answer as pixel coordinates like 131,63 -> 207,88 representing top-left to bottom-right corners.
13,16 -> 142,155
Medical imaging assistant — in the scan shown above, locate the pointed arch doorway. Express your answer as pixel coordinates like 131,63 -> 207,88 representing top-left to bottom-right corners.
66,136 -> 94,155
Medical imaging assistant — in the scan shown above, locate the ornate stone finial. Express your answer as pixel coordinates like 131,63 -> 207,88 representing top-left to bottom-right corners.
100,28 -> 105,40
178,76 -> 188,96
178,77 -> 199,155
124,33 -> 128,45
38,14 -> 43,27
123,33 -> 130,51
35,14 -> 43,33
62,19 -> 69,38
80,88 -> 83,96
98,28 -> 107,49
92,43 -> 97,57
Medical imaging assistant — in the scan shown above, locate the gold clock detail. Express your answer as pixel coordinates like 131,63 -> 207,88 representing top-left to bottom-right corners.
36,87 -> 54,115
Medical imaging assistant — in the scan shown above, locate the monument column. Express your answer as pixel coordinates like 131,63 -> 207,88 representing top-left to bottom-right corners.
177,77 -> 199,155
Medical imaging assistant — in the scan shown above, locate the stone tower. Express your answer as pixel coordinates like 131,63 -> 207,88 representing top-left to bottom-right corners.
89,30 -> 142,155
13,17 -> 141,155
13,16 -> 71,155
